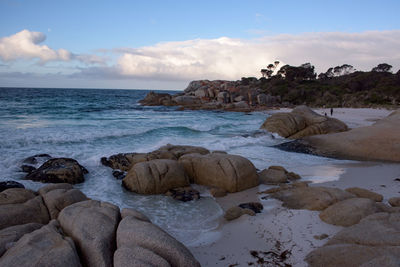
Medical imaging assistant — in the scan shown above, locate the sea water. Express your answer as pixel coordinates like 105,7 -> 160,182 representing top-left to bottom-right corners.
0,87 -> 350,245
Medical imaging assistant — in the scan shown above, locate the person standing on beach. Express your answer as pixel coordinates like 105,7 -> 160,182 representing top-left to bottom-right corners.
330,108 -> 333,116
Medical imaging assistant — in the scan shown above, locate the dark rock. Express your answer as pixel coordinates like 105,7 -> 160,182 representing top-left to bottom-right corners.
25,158 -> 88,184
165,187 -> 200,202
239,202 -> 264,213
273,139 -> 318,155
21,165 -> 36,173
112,170 -> 126,180
0,181 -> 24,192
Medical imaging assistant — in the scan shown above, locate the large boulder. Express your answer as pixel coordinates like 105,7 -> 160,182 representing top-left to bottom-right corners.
306,212 -> 400,266
270,186 -> 355,210
0,220 -> 81,267
58,200 -> 120,267
157,144 -> 210,158
279,109 -> 400,162
260,105 -> 348,138
179,153 -> 259,192
258,168 -> 288,184
122,159 -> 189,194
0,188 -> 36,205
173,95 -> 201,106
319,198 -> 381,226
345,187 -> 383,202
0,223 -> 43,256
115,214 -> 200,267
25,158 -> 88,184
0,196 -> 50,230
41,187 -> 88,219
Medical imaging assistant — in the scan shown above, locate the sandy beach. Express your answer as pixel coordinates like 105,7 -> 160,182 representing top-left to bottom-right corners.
189,107 -> 400,266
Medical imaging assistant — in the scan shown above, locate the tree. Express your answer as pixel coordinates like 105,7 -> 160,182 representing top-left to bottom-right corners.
372,63 -> 392,72
277,63 -> 316,81
318,64 -> 355,79
260,61 -> 279,78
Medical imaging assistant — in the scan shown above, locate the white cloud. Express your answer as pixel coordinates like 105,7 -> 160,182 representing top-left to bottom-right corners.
116,30 -> 400,81
0,30 -> 72,62
0,29 -> 105,65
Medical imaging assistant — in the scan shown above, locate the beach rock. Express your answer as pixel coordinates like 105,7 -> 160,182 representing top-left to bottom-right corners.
0,181 -> 24,192
42,188 -> 88,219
287,171 -> 301,180
38,183 -> 73,195
268,165 -> 288,173
233,101 -> 249,109
123,159 -> 189,194
289,109 -> 400,162
345,187 -> 383,202
0,196 -> 50,230
0,188 -> 36,205
121,208 -> 151,222
224,206 -> 255,221
389,197 -> 400,207
179,153 -> 258,193
319,198 -> 380,226
114,246 -> 170,267
165,186 -> 200,202
58,200 -> 120,267
259,168 -> 288,184
260,105 -> 348,138
139,91 -> 172,106
0,220 -> 81,267
306,212 -> 400,266
271,186 -> 355,210
116,214 -> 200,267
25,158 -> 88,184
210,187 -> 227,197
239,202 -> 263,213
0,223 -> 43,256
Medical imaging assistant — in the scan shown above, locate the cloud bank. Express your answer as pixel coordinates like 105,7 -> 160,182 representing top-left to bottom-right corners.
1,29 -> 399,89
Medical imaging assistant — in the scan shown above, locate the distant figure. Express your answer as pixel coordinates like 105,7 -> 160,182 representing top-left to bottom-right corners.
324,112 -> 327,117
330,108 -> 333,116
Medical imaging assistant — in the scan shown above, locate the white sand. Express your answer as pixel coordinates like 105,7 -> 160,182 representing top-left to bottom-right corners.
189,108 -> 400,266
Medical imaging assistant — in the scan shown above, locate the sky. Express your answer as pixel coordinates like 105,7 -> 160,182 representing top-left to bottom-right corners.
0,0 -> 400,90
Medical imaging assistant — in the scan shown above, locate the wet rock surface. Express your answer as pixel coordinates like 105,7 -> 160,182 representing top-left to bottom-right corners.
0,181 -> 24,192
165,186 -> 200,202
25,158 -> 88,184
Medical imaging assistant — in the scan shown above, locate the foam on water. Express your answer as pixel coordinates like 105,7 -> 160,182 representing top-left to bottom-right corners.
0,87 -> 352,246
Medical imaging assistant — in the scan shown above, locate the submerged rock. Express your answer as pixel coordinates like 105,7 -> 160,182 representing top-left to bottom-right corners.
25,158 -> 88,184
165,186 -> 200,202
238,202 -> 263,213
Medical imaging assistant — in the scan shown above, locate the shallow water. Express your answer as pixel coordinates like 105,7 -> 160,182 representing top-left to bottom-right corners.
0,87 -> 352,245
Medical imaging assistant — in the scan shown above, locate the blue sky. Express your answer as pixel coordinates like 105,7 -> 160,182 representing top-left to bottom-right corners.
0,0 -> 400,89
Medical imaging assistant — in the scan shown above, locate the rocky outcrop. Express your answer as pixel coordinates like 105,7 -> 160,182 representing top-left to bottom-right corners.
58,200 -> 120,267
115,212 -> 200,267
25,158 -> 88,184
277,109 -> 400,162
139,91 -> 172,106
179,153 -> 259,192
270,186 -> 355,210
306,212 -> 400,266
0,220 -> 82,267
122,159 -> 189,194
319,198 -> 381,226
260,105 -> 349,138
101,144 -> 209,171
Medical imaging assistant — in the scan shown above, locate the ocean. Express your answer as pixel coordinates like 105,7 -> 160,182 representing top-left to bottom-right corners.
0,87 -> 350,245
